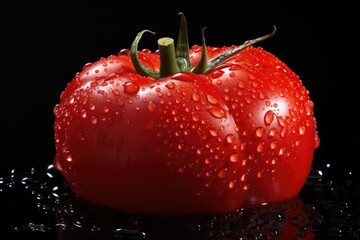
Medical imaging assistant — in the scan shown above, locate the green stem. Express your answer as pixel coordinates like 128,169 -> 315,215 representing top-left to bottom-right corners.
158,37 -> 181,77
130,13 -> 277,79
130,30 -> 159,79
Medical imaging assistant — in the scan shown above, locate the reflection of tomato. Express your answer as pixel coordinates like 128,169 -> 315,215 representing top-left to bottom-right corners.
53,13 -> 320,214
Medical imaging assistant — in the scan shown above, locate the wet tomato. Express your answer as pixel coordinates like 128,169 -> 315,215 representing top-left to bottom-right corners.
53,13 -> 320,215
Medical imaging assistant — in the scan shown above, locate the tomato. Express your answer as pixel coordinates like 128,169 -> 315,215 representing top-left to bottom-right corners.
53,13 -> 320,215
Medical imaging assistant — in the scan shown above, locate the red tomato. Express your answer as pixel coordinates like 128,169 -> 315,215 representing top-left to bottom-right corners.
53,13 -> 320,215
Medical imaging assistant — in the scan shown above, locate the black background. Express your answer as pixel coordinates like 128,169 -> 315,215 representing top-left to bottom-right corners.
1,1 -> 358,179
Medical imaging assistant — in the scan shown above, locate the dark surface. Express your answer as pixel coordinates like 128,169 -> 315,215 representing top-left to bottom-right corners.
0,1 -> 359,239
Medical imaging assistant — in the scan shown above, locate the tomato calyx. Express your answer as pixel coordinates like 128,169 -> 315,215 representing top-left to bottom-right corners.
130,12 -> 277,79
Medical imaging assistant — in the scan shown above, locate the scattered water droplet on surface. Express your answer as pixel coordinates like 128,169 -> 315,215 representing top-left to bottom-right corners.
207,106 -> 226,119
123,82 -> 140,94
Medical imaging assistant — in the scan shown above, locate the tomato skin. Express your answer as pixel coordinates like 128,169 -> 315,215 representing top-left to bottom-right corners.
53,45 -> 319,215
197,46 -> 318,206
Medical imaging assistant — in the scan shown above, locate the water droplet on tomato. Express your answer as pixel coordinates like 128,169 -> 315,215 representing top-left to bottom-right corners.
65,153 -> 72,162
192,115 -> 200,121
210,69 -> 225,79
209,129 -> 218,137
268,128 -> 277,137
238,81 -> 246,89
90,116 -> 98,125
204,158 -> 211,165
299,125 -> 306,135
278,148 -> 285,156
314,134 -> 320,149
207,106 -> 226,119
116,100 -> 124,107
258,91 -> 266,100
305,103 -> 312,116
206,94 -> 218,104
191,93 -> 200,102
270,140 -> 277,149
225,134 -> 235,144
171,72 -> 194,82
229,154 -> 239,163
118,49 -> 130,55
80,109 -> 87,119
217,169 -> 227,178
147,101 -> 157,112
89,103 -> 96,111
90,81 -> 99,87
256,141 -> 265,152
255,127 -> 265,138
165,82 -> 175,89
123,82 -> 139,94
277,116 -> 286,127
228,181 -> 237,189
112,89 -> 120,96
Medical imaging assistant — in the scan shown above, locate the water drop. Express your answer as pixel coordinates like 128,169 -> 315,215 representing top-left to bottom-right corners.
225,134 -> 235,144
209,129 -> 218,137
278,148 -> 285,156
258,91 -> 266,100
256,141 -> 265,152
299,125 -> 306,135
118,49 -> 130,55
80,109 -> 87,119
270,140 -> 277,149
238,81 -> 246,89
210,69 -> 225,79
217,169 -> 227,178
268,128 -> 277,137
191,93 -> 200,102
255,127 -> 265,138
229,153 -> 239,163
192,115 -> 200,121
65,153 -> 72,162
123,82 -> 140,94
204,158 -> 211,165
305,103 -> 312,116
165,82 -> 176,89
90,81 -> 99,87
147,101 -> 157,112
171,72 -> 194,82
228,181 -> 237,189
89,103 -> 96,111
206,94 -> 218,104
112,89 -> 120,96
314,134 -> 320,149
207,106 -> 226,119
90,116 -> 98,124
